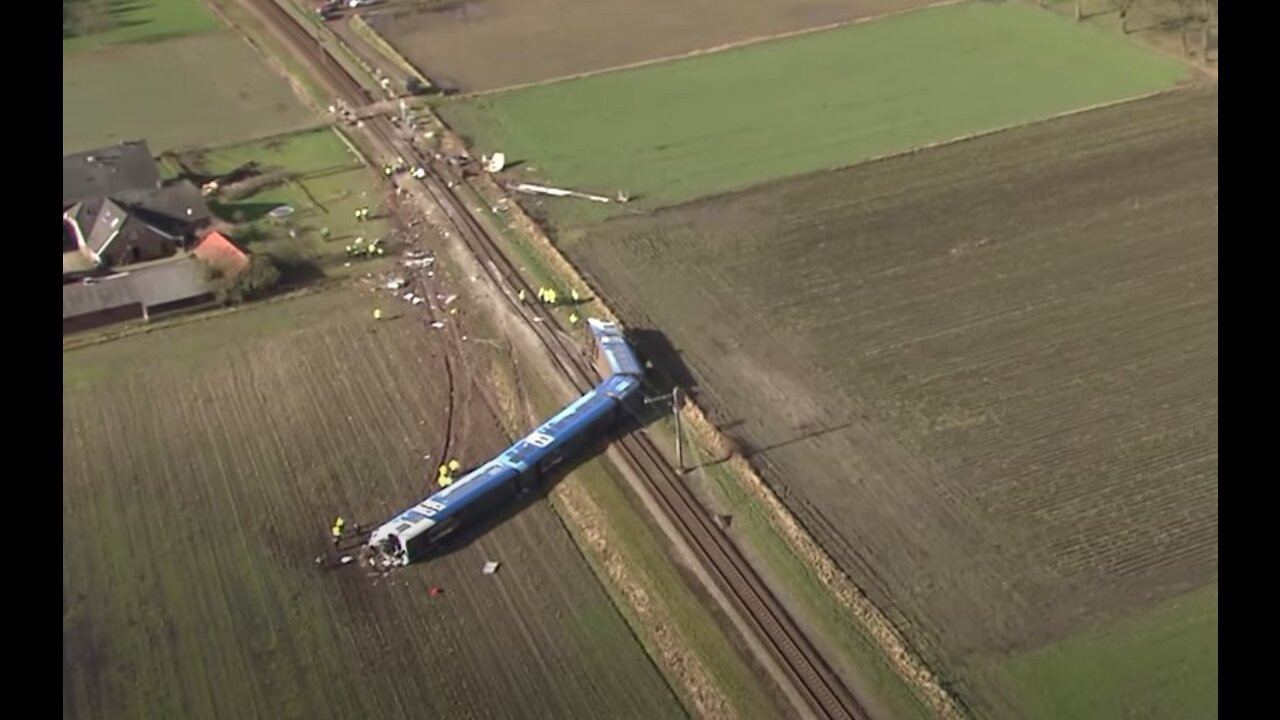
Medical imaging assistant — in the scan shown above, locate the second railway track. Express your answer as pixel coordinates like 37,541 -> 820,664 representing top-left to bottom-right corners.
241,3 -> 870,717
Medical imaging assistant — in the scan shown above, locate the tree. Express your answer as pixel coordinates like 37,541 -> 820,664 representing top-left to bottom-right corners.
1174,0 -> 1195,55
1111,0 -> 1137,33
1202,0 -> 1217,60
214,255 -> 280,304
1075,0 -> 1082,21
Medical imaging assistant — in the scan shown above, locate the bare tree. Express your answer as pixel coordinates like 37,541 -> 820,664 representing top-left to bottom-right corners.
1202,0 -> 1217,60
1075,0 -> 1083,21
1112,0 -> 1138,33
1174,0 -> 1195,55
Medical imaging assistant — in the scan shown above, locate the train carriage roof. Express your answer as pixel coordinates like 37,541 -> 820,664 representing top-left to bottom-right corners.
588,318 -> 643,377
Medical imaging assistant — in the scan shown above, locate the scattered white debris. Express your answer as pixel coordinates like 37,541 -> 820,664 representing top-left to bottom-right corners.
402,292 -> 415,301
412,297 -> 425,305
482,561 -> 500,575
443,294 -> 458,306
344,262 -> 352,268
340,556 -> 354,565
430,321 -> 446,329
385,277 -> 407,290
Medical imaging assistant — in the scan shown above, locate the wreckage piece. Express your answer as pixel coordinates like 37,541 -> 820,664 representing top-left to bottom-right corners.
511,183 -> 611,204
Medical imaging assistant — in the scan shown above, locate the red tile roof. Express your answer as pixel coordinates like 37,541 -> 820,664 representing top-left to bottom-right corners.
193,231 -> 250,277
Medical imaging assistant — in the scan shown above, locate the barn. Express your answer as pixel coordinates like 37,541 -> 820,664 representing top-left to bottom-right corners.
62,257 -> 217,335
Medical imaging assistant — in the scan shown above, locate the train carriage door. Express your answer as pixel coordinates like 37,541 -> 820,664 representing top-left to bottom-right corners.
527,431 -> 561,484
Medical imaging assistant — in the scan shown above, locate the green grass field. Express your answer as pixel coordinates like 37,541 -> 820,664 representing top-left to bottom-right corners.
180,128 -> 390,281
998,584 -> 1218,719
63,0 -> 221,54
438,1 -> 1189,228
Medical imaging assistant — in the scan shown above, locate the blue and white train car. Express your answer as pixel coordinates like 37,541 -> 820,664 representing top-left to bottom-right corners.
588,318 -> 644,379
367,362 -> 643,566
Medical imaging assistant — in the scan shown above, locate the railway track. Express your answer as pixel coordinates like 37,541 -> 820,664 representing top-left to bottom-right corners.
243,3 -> 869,717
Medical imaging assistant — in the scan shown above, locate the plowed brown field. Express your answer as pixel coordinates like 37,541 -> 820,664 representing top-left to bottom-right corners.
566,87 -> 1218,716
62,288 -> 683,720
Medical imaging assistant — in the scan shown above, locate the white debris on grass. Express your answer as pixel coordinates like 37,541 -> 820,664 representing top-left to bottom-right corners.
402,292 -> 415,301
482,561 -> 500,575
385,277 -> 407,290
412,297 -> 425,305
443,294 -> 458,306
340,556 -> 354,565
430,321 -> 446,329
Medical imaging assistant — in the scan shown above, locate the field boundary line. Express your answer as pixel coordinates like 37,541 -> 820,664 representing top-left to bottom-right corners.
202,0 -> 326,110
692,82 -> 1197,208
161,121 -> 338,160
348,14 -> 432,88
457,0 -> 967,99
1019,0 -> 1218,81
62,283 -> 335,353
332,126 -> 371,166
424,99 -> 967,719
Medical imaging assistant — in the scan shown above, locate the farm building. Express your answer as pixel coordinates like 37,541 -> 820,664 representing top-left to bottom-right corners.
63,140 -> 163,207
64,197 -> 183,268
62,141 -> 212,275
193,231 -> 250,278
62,256 -> 217,335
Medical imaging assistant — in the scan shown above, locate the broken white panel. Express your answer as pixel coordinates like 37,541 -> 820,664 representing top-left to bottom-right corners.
482,561 -> 500,575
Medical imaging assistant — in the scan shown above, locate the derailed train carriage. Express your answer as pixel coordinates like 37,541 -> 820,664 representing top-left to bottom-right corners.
367,319 -> 644,566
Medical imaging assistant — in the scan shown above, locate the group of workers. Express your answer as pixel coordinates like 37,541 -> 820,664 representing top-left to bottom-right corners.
330,516 -> 361,547
437,458 -> 462,487
529,286 -> 582,305
346,236 -> 385,259
517,286 -> 582,325
384,160 -> 428,180
382,158 -> 408,177
354,207 -> 373,222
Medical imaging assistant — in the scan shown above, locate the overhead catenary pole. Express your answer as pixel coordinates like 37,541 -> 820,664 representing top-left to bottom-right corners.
673,386 -> 684,473
646,387 -> 684,473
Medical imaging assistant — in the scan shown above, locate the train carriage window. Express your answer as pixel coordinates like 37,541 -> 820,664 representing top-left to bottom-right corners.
527,432 -> 554,448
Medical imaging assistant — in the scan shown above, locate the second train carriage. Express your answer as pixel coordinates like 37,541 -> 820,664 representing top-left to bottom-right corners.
367,321 -> 644,566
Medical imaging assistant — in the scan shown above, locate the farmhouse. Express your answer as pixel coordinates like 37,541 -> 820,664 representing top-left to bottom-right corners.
62,141 -> 212,278
63,140 -> 162,206
62,256 -> 217,335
